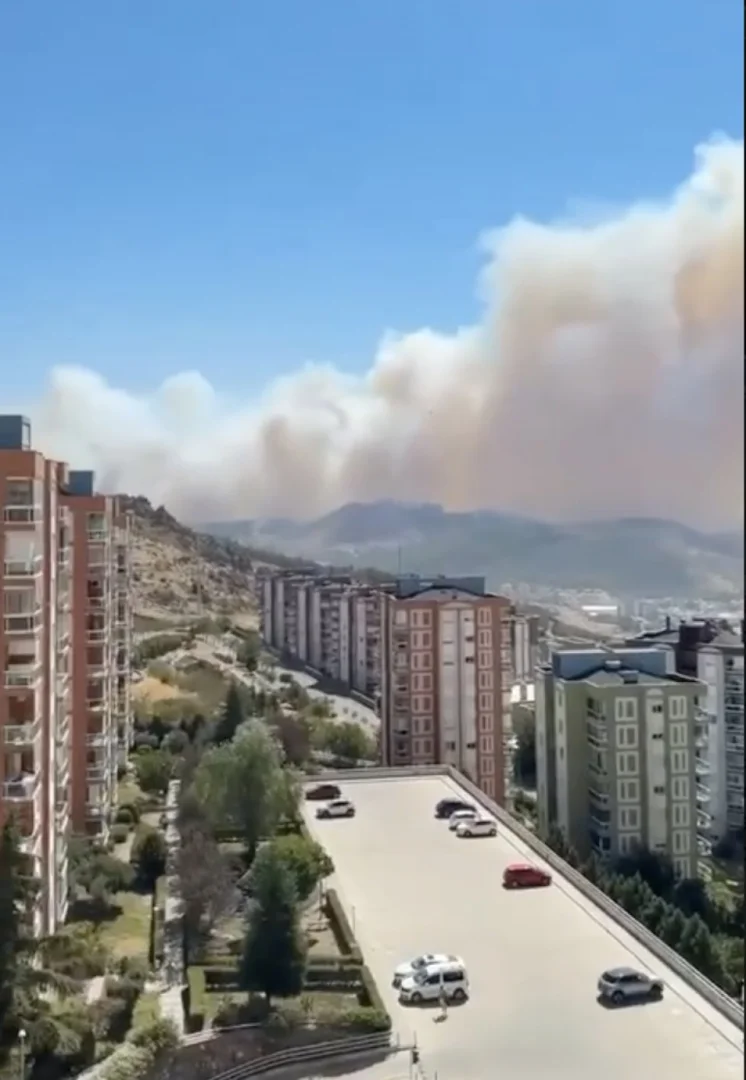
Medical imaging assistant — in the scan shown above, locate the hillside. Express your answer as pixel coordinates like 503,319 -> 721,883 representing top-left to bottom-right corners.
202,500 -> 744,599
122,495 -> 263,625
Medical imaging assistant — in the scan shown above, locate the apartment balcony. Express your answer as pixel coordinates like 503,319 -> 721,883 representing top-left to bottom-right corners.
87,696 -> 106,715
2,721 -> 41,747
86,763 -> 108,783
588,785 -> 610,804
697,808 -> 713,828
3,609 -> 43,636
589,813 -> 611,834
87,527 -> 109,542
726,732 -> 744,751
696,782 -> 711,803
695,756 -> 710,777
2,771 -> 40,802
85,803 -> 108,819
3,503 -> 42,525
86,594 -> 107,611
18,824 -> 42,857
3,555 -> 43,579
697,835 -> 713,857
4,660 -> 42,690
86,729 -> 109,747
57,545 -> 71,572
87,624 -> 108,645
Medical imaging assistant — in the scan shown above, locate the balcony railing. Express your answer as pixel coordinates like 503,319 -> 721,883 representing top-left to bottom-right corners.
3,505 -> 42,525
3,556 -> 43,578
87,625 -> 107,644
2,772 -> 40,801
3,611 -> 43,635
87,528 -> 108,542
2,722 -> 40,746
86,732 -> 108,747
87,595 -> 106,610
4,662 -> 42,689
86,765 -> 108,783
696,783 -> 711,803
695,756 -> 710,776
87,698 -> 106,714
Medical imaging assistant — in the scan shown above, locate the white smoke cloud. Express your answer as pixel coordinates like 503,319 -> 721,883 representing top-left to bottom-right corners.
11,135 -> 745,528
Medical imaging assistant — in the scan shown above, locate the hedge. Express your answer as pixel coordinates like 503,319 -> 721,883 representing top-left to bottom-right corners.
358,963 -> 389,1023
185,966 -> 206,1032
149,875 -> 167,967
322,889 -> 362,963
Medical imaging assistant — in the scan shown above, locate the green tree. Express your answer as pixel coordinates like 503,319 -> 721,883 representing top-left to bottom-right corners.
179,824 -> 234,964
194,719 -> 298,860
134,748 -> 174,796
236,632 -> 261,673
319,720 -> 377,764
270,711 -> 311,767
513,727 -> 536,785
213,683 -> 246,745
240,848 -> 306,1008
130,826 -> 167,889
262,834 -> 334,902
677,914 -> 725,984
659,906 -> 687,949
639,895 -> 669,936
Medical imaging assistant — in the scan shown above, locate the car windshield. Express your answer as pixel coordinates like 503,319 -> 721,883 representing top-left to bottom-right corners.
411,956 -> 427,968
601,971 -> 620,982
413,970 -> 429,985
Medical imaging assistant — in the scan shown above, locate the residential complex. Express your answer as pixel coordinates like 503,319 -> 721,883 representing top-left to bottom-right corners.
535,645 -> 707,879
259,568 -> 516,802
628,619 -> 744,846
0,415 -> 133,936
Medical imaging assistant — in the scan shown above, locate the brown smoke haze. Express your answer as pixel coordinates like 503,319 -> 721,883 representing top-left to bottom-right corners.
19,136 -> 745,529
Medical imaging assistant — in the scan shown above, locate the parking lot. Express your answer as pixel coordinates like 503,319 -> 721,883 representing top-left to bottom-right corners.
302,774 -> 744,1080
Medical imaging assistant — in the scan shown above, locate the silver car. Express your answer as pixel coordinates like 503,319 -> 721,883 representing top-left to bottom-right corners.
597,966 -> 663,1005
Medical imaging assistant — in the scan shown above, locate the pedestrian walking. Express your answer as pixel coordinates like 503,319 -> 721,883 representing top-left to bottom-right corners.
438,982 -> 448,1020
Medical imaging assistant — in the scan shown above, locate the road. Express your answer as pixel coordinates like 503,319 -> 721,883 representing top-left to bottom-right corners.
302,774 -> 743,1080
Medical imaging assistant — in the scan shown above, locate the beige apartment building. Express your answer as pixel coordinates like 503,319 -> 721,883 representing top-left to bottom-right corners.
0,416 -> 132,934
379,576 -> 514,803
536,646 -> 707,879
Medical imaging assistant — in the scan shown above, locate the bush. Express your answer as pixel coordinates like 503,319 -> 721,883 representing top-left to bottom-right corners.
105,974 -> 143,1004
110,824 -> 130,844
336,1005 -> 391,1032
358,963 -> 389,1021
185,966 -> 206,1031
323,889 -> 362,963
304,962 -> 362,991
98,1042 -> 155,1080
127,1017 -> 179,1054
212,993 -> 268,1028
115,803 -> 140,825
150,875 -> 167,966
203,966 -> 242,992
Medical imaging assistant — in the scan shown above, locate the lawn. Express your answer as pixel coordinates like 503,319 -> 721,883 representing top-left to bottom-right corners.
131,991 -> 160,1028
97,890 -> 153,961
176,661 -> 231,710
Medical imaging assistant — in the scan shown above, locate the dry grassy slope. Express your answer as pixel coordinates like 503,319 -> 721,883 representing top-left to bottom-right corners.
121,495 -> 259,624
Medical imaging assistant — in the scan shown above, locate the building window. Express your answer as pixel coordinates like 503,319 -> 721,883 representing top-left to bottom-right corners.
478,608 -> 492,626
478,692 -> 494,711
671,749 -> 689,774
478,671 -> 494,690
478,650 -> 492,669
395,610 -> 407,626
649,701 -> 663,714
444,740 -> 456,752
616,752 -> 639,775
617,779 -> 639,802
672,829 -> 691,854
670,696 -> 687,719
670,723 -> 688,747
478,629 -> 492,647
479,734 -> 494,754
618,833 -> 641,855
672,776 -> 690,800
672,803 -> 690,827
653,784 -> 665,795
625,699 -> 637,718
481,755 -> 495,775
619,807 -> 640,829
479,713 -> 493,733
673,856 -> 691,879
616,724 -> 638,748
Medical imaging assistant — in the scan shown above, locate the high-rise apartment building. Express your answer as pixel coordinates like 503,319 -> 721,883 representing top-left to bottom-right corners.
627,619 -> 744,845
511,613 -> 541,685
536,646 -> 707,878
0,416 -> 132,934
379,576 -> 513,802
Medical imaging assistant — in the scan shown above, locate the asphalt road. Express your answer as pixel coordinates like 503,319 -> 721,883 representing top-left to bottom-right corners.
302,774 -> 744,1080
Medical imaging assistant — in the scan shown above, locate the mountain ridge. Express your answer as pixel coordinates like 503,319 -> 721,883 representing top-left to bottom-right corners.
200,500 -> 743,598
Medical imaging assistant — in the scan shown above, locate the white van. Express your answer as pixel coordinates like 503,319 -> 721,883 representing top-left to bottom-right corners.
398,959 -> 469,1004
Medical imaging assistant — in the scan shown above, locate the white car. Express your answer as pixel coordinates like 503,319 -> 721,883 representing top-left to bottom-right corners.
399,960 -> 470,1004
456,816 -> 497,838
315,798 -> 355,819
392,953 -> 462,987
448,808 -> 478,831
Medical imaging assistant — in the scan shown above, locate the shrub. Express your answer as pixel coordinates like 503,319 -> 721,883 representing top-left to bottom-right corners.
105,974 -> 143,1004
98,1042 -> 154,1080
115,803 -> 140,825
110,824 -> 129,844
128,1017 -> 179,1054
185,966 -> 206,1031
336,1005 -> 391,1032
323,889 -> 362,963
212,994 -> 268,1028
358,964 -> 389,1020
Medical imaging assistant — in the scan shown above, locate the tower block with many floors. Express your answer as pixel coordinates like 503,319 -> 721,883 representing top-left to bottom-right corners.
0,416 -> 133,935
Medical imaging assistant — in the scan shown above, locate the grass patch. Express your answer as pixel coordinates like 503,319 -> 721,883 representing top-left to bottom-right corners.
176,661 -> 230,709
131,991 -> 160,1028
116,776 -> 145,807
98,891 -> 153,960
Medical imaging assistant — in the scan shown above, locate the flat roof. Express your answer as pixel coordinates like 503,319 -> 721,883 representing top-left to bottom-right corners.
302,774 -> 743,1080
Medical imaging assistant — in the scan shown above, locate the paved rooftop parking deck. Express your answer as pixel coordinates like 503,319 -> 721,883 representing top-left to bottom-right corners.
301,774 -> 743,1080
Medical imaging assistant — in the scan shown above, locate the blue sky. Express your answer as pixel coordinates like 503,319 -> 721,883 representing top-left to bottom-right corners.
1,0 -> 742,403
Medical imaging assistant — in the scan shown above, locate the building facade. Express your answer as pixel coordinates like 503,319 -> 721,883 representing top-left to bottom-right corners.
536,645 -> 707,878
0,416 -> 132,934
379,577 -> 513,803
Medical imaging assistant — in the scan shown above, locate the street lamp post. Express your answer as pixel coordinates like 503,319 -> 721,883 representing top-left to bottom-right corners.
18,1028 -> 27,1080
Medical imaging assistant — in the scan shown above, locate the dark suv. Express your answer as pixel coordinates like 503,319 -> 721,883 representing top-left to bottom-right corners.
306,783 -> 341,802
434,798 -> 475,819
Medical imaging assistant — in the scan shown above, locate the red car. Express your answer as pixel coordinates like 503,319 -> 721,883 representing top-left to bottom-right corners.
502,863 -> 552,889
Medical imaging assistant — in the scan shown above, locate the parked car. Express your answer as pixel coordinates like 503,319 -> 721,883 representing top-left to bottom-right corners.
502,863 -> 552,888
393,953 -> 462,987
597,967 -> 663,1005
434,798 -> 476,819
306,783 -> 341,801
398,960 -> 469,1004
455,816 -> 497,838
448,808 -> 478,831
315,798 -> 355,819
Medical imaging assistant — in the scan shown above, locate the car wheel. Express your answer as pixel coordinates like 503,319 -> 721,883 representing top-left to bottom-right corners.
451,988 -> 466,1002
410,991 -> 423,1004
490,828 -> 497,836
649,984 -> 663,999
611,990 -> 624,1005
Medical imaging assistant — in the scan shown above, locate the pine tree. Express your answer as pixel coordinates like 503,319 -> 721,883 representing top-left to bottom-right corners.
677,914 -> 725,984
213,683 -> 246,745
240,847 -> 306,1009
0,819 -> 36,1036
640,895 -> 668,936
659,906 -> 687,949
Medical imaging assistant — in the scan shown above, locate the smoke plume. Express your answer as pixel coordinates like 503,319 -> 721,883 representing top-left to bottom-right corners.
13,136 -> 745,528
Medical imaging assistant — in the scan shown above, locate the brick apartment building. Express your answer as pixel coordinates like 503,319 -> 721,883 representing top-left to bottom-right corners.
0,415 -> 133,935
